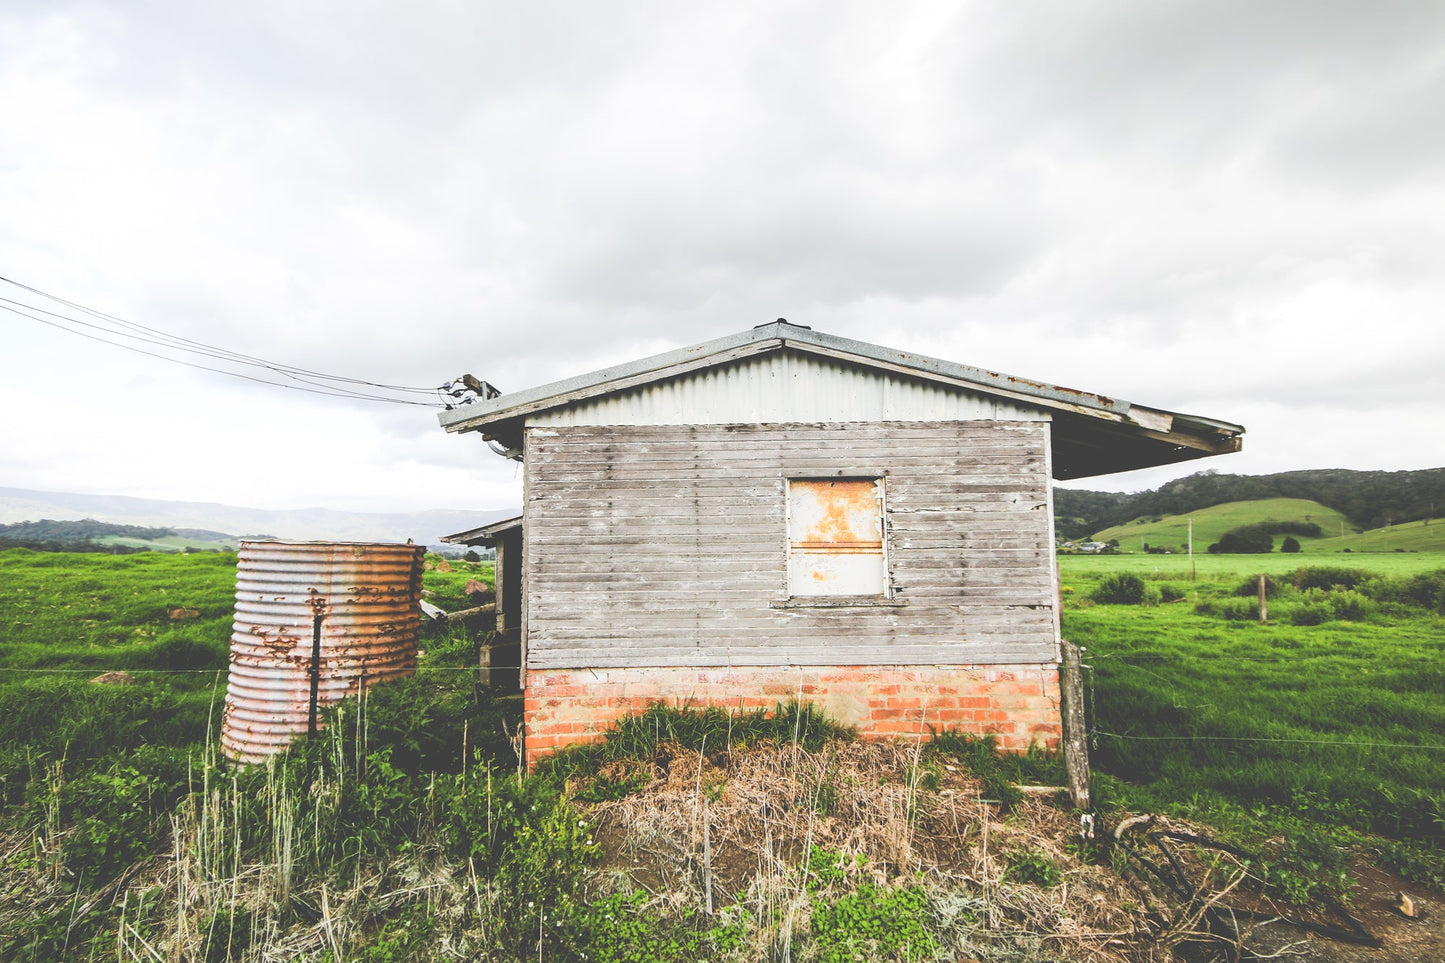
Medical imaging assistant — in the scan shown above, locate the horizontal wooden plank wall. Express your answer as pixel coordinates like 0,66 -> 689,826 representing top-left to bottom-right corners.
524,421 -> 1059,669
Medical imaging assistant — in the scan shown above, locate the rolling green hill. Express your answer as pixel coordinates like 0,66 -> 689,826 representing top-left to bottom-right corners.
1089,498 -> 1352,553
1053,466 -> 1445,538
1088,498 -> 1445,554
1329,516 -> 1445,553
95,533 -> 239,552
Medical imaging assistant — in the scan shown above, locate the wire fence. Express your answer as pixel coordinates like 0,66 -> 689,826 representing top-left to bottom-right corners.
4,659 -> 1443,755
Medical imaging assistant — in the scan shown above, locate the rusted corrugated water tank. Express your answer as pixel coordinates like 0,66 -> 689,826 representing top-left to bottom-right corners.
222,540 -> 425,764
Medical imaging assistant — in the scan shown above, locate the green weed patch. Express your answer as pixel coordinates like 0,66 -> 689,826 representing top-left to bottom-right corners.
536,700 -> 853,784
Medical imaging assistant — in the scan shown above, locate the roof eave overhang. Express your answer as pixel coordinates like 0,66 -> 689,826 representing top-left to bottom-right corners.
441,514 -> 523,547
1050,409 -> 1244,480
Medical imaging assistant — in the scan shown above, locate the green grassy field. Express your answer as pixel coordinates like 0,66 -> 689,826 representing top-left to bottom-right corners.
1061,548 -> 1445,579
96,533 -> 239,551
1059,552 -> 1445,890
1332,516 -> 1445,552
0,548 -> 236,670
0,548 -> 493,670
0,548 -> 495,795
2,546 -> 1442,959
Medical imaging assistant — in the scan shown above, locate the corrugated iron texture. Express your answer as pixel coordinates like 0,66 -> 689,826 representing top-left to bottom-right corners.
528,352 -> 1048,428
787,478 -> 887,596
222,540 -> 424,765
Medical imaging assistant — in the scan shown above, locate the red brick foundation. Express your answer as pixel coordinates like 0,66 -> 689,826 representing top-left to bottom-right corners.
523,664 -> 1062,764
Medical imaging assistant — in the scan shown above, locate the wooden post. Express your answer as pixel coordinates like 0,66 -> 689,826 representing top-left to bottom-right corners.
1188,517 -> 1196,581
478,636 -> 492,690
1059,640 -> 1091,811
1258,574 -> 1268,623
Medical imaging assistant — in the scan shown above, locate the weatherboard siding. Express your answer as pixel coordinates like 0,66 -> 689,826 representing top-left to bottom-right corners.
522,421 -> 1059,669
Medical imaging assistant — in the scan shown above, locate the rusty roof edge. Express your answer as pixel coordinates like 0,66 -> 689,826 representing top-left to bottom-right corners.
437,321 -> 1245,438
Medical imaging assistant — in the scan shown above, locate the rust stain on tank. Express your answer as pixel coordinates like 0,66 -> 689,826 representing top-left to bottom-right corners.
221,540 -> 424,765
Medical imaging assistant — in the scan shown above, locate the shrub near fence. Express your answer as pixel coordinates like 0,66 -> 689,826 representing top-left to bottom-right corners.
1089,573 -> 1156,605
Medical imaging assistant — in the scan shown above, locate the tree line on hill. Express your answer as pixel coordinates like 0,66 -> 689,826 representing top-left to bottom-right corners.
0,518 -> 176,553
1054,467 -> 1445,540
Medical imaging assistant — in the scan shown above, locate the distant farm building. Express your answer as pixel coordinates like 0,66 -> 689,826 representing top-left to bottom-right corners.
440,322 -> 1243,762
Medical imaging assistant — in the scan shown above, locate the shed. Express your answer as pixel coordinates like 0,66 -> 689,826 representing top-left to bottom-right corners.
439,321 -> 1243,762
440,515 -> 522,691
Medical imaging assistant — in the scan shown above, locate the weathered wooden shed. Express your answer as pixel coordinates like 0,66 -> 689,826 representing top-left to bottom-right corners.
440,321 -> 1243,761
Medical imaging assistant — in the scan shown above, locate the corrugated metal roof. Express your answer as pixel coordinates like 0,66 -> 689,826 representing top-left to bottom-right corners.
438,321 -> 1244,479
527,350 -> 1048,429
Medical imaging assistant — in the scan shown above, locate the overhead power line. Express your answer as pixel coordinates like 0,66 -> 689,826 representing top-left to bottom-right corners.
0,275 -> 453,407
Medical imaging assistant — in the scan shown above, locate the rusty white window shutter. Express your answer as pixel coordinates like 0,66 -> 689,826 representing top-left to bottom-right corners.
786,478 -> 887,597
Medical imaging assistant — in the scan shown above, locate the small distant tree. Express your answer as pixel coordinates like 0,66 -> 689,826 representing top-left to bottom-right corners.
1280,536 -> 1302,554
463,549 -> 481,563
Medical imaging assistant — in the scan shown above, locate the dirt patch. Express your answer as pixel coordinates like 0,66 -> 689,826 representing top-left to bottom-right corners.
1237,858 -> 1442,963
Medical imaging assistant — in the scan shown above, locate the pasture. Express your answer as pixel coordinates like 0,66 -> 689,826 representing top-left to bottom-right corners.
1,545 -> 1442,960
1060,552 -> 1445,890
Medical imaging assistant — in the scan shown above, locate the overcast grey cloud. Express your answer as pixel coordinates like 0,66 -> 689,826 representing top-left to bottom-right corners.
3,1 -> 1442,513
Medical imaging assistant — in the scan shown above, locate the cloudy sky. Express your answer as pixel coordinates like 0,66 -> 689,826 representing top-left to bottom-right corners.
3,1 -> 1443,515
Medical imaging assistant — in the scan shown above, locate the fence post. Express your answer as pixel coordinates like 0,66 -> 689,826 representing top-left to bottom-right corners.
1060,640 -> 1091,811
1258,573 -> 1268,623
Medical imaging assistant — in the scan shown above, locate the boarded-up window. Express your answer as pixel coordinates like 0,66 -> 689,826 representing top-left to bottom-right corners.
787,478 -> 886,597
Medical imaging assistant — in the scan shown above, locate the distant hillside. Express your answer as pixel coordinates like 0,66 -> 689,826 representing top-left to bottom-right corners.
0,487 -> 516,548
0,518 -> 181,554
1332,517 -> 1445,553
0,518 -> 176,542
95,532 -> 241,552
1091,498 -> 1352,553
1055,468 -> 1445,538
